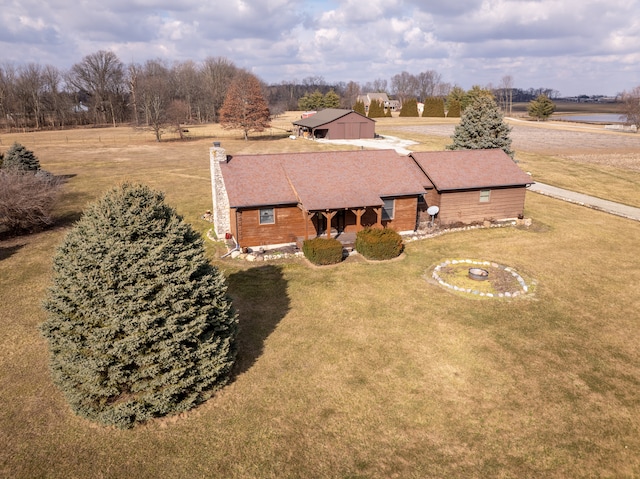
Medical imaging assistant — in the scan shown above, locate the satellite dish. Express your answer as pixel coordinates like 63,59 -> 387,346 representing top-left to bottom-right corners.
426,205 -> 439,228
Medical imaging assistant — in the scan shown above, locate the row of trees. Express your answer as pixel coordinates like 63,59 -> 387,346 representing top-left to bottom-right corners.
4,50 -> 639,133
0,52 -> 240,133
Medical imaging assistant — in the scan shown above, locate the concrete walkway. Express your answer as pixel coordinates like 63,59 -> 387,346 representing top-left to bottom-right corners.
529,182 -> 640,221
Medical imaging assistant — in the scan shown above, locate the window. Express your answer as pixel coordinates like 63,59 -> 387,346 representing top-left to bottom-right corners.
259,208 -> 275,224
479,190 -> 491,203
382,198 -> 395,220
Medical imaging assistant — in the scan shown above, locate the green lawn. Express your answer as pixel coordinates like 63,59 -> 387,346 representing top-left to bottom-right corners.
1,121 -> 639,478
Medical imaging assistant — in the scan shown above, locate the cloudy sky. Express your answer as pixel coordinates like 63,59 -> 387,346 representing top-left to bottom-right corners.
2,0 -> 639,96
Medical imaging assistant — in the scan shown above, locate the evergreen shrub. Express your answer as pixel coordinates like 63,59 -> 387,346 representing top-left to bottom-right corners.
399,98 -> 419,117
41,183 -> 238,428
1,142 -> 41,172
302,237 -> 344,265
355,227 -> 403,260
423,97 -> 446,117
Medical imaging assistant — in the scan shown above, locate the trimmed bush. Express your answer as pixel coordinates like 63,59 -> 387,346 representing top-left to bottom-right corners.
355,227 -> 403,260
41,183 -> 238,428
302,237 -> 344,265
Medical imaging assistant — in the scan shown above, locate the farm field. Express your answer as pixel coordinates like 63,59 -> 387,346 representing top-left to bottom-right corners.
1,116 -> 639,478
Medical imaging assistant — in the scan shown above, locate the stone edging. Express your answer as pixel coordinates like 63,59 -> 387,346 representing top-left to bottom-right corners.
432,259 -> 530,298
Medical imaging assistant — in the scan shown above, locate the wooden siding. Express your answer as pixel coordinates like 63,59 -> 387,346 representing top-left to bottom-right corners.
384,196 -> 419,231
437,187 -> 527,225
234,205 -> 310,247
232,196 -> 420,247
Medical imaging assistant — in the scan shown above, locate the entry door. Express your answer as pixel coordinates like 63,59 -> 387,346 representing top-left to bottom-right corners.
316,213 -> 326,236
335,210 -> 346,233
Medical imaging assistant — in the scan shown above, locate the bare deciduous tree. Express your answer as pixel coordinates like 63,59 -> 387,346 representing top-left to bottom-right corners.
621,86 -> 640,131
68,50 -> 126,127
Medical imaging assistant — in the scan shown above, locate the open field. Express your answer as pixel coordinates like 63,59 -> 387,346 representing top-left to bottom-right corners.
1,117 -> 639,478
383,118 -> 640,208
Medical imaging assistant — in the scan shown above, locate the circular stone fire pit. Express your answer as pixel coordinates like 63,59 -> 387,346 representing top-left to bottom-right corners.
468,267 -> 489,280
430,259 -> 535,299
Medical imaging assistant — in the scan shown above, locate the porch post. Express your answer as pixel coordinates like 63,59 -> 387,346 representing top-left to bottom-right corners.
353,208 -> 366,232
322,210 -> 337,238
305,211 -> 315,240
373,206 -> 382,228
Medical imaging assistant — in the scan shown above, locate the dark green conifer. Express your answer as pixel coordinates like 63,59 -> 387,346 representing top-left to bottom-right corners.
1,142 -> 41,171
447,96 -> 514,158
353,100 -> 366,115
41,183 -> 238,428
399,98 -> 419,117
422,97 -> 445,117
367,99 -> 385,118
527,94 -> 556,121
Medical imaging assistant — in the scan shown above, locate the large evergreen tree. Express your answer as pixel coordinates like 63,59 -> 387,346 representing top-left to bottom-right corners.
527,94 -> 556,121
220,71 -> 270,140
41,183 -> 238,428
367,99 -> 385,118
447,96 -> 514,158
1,142 -> 41,171
399,98 -> 419,117
353,99 -> 366,115
422,97 -> 445,117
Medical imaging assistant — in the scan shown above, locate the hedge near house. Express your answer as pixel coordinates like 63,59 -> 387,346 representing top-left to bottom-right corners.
41,183 -> 238,428
302,237 -> 344,265
355,227 -> 403,260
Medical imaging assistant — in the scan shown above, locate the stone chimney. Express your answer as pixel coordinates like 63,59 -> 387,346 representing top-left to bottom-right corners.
209,143 -> 231,239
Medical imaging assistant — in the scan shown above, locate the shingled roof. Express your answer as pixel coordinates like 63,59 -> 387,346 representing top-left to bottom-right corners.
220,150 -> 431,211
292,109 -> 372,129
409,149 -> 533,191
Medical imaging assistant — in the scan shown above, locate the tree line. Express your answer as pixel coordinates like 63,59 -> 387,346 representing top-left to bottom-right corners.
3,49 -> 633,133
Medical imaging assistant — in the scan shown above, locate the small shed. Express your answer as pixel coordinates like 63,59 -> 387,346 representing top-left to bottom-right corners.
410,149 -> 534,225
292,108 -> 375,140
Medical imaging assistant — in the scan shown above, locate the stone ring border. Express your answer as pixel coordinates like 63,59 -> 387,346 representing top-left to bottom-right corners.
432,259 -> 531,298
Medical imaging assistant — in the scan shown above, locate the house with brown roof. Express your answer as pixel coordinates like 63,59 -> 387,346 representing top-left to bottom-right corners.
410,150 -> 534,225
210,146 -> 431,249
292,108 -> 375,140
209,145 -> 533,249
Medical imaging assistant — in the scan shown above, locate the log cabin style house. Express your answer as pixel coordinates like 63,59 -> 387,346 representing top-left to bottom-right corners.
210,145 -> 533,250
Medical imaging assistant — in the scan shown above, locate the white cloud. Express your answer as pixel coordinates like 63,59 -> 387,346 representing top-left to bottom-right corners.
0,0 -> 639,95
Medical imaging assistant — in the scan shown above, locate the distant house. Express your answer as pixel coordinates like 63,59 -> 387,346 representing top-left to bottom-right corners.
410,150 -> 534,225
356,93 -> 401,113
210,146 -> 534,249
292,108 -> 375,140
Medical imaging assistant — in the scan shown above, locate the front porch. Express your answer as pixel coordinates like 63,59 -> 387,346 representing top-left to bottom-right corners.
300,207 -> 384,244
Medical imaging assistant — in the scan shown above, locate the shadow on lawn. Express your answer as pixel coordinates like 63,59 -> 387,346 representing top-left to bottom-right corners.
227,264 -> 290,376
0,242 -> 26,261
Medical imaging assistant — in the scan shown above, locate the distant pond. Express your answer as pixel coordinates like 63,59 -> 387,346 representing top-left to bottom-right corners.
554,113 -> 626,123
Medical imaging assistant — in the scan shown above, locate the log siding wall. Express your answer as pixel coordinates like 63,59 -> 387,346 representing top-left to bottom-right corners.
231,196 -> 419,247
437,187 -> 527,225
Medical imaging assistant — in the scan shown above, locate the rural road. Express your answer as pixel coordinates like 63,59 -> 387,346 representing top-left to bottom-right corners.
529,182 -> 640,221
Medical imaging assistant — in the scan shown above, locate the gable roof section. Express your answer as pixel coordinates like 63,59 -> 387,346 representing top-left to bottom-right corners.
292,109 -> 372,129
410,149 -> 534,191
220,150 -> 431,211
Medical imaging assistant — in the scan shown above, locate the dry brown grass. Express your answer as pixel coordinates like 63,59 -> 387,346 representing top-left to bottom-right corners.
1,117 -> 640,478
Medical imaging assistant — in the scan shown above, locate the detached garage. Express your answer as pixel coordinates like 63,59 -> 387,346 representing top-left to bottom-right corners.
293,108 -> 375,140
